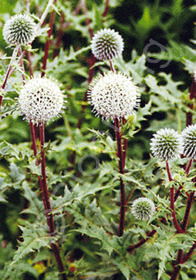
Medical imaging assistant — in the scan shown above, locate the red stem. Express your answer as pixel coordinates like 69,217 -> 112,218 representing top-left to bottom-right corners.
181,191 -> 195,231
170,264 -> 181,280
166,160 -> 173,182
127,229 -> 156,252
182,242 -> 196,263
174,185 -> 183,202
0,96 -> 3,108
69,1 -> 96,167
30,121 -> 37,157
39,124 -> 66,279
81,0 -> 93,39
122,117 -> 128,170
41,0 -> 57,77
0,46 -> 21,110
102,0 -> 110,18
114,118 -> 126,236
53,1 -> 83,58
39,124 -> 55,233
186,75 -> 196,126
170,186 -> 184,233
18,46 -> 26,85
170,249 -> 183,279
109,60 -> 115,72
53,13 -> 65,59
27,51 -> 34,78
77,55 -> 96,129
176,249 -> 183,264
185,158 -> 193,175
1,65 -> 12,90
166,161 -> 183,232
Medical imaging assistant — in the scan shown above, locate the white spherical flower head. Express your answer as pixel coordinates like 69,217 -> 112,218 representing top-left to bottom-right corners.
131,197 -> 155,221
182,124 -> 196,158
88,71 -> 140,121
150,128 -> 182,161
18,77 -> 64,125
91,28 -> 124,61
3,14 -> 36,45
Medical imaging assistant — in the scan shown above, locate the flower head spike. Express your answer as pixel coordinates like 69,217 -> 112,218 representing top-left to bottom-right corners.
18,77 -> 65,125
88,71 -> 140,121
182,124 -> 196,158
150,128 -> 182,161
3,14 -> 36,46
91,28 -> 124,61
131,197 -> 155,221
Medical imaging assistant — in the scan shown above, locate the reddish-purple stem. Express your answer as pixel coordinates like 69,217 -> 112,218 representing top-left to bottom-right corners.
109,60 -> 115,72
186,75 -> 196,126
114,118 -> 126,236
81,0 -> 93,39
102,0 -> 109,18
39,124 -> 55,233
170,186 -> 184,233
122,117 -> 128,170
53,1 -> 82,58
18,46 -> 26,85
176,249 -> 183,264
41,0 -> 57,77
166,160 -> 173,182
30,121 -> 37,157
174,185 -> 183,202
0,45 -> 20,110
166,161 -> 184,233
127,229 -> 156,252
181,191 -> 195,231
182,242 -> 196,263
27,51 -> 34,78
0,96 -> 3,109
170,249 -> 183,280
170,264 -> 181,280
77,55 -> 96,129
39,124 -> 66,279
185,158 -> 193,175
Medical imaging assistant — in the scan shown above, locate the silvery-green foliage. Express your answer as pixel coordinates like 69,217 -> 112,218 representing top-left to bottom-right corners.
0,0 -> 196,279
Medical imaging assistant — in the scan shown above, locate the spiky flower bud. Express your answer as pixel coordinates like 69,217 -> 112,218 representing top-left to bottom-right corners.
91,28 -> 124,61
88,71 -> 140,121
18,77 -> 64,125
150,128 -> 182,161
3,14 -> 36,46
131,197 -> 155,221
181,124 -> 196,158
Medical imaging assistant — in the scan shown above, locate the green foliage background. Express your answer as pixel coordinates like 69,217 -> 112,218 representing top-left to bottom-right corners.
0,0 -> 196,279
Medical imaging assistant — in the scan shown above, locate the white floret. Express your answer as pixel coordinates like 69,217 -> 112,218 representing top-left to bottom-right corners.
88,71 -> 140,121
18,77 -> 65,125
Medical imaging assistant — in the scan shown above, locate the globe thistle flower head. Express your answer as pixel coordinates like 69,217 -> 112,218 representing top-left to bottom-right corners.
18,77 -> 65,125
91,28 -> 124,61
3,14 -> 36,46
182,124 -> 196,159
150,128 -> 182,161
131,197 -> 155,221
88,71 -> 140,121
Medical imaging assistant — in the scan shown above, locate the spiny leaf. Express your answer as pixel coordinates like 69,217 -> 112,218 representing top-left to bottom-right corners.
11,223 -> 56,264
